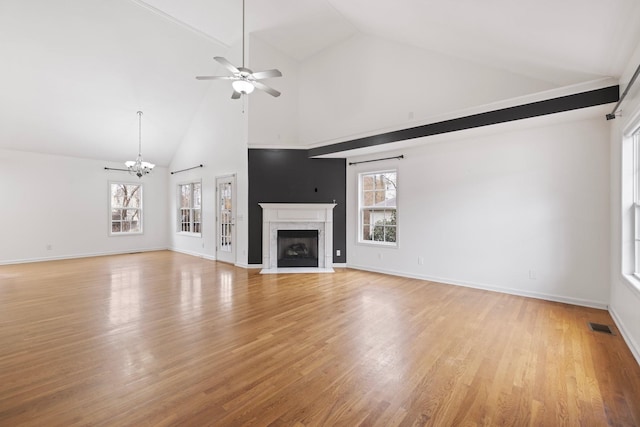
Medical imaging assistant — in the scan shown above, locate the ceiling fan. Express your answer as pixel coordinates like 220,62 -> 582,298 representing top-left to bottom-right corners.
195,0 -> 282,99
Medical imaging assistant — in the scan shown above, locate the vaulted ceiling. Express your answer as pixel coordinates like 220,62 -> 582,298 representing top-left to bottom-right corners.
1,0 -> 639,165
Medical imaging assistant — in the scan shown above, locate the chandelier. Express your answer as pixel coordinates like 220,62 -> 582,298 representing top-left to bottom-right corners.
125,111 -> 155,178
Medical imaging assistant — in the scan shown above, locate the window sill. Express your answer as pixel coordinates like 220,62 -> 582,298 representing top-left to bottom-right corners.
357,240 -> 398,249
177,232 -> 202,238
624,273 -> 640,298
109,232 -> 143,237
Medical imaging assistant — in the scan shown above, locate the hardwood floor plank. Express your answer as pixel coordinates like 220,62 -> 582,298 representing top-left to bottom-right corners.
0,251 -> 639,426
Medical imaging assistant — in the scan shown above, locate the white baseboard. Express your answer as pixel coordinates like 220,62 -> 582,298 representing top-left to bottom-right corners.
169,247 -> 216,261
609,306 -> 640,367
346,264 -> 609,310
0,247 -> 169,265
332,263 -> 347,268
237,263 -> 262,269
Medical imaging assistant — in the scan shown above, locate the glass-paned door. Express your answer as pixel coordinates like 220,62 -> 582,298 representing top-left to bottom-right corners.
216,175 -> 236,264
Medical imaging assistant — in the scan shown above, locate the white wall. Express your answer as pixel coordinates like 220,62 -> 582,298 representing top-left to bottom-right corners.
347,114 -> 611,308
609,39 -> 640,365
168,73 -> 248,266
247,35 -> 300,148
0,149 -> 168,264
299,33 -> 556,146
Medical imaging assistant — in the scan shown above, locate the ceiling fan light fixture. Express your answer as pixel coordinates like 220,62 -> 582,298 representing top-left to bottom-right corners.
232,79 -> 254,94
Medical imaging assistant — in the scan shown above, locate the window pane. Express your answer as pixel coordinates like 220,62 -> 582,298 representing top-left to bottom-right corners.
127,185 -> 141,208
373,226 -> 384,241
362,225 -> 371,240
374,190 -> 385,205
383,210 -> 396,225
362,210 -> 371,225
112,222 -> 121,232
362,175 -> 374,191
180,185 -> 191,208
385,226 -> 396,243
193,183 -> 201,209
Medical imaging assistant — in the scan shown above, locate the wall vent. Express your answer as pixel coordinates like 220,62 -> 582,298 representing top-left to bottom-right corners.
588,322 -> 615,335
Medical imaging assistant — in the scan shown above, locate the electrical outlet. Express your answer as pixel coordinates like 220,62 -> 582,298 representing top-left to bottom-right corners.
46,244 -> 52,251
418,256 -> 424,265
529,269 -> 537,280
336,249 -> 341,257
378,253 -> 383,260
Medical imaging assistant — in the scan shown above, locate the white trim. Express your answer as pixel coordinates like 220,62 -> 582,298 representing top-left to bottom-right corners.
347,263 -> 608,310
236,262 -> 261,269
622,274 -> 640,298
259,203 -> 336,272
176,232 -> 203,238
169,247 -> 215,261
0,247 -> 168,265
609,306 -> 640,367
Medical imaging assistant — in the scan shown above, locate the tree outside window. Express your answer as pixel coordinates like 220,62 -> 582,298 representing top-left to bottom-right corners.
110,183 -> 142,235
359,171 -> 397,245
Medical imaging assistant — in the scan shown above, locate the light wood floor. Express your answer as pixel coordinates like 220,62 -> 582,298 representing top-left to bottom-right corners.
1,251 -> 639,426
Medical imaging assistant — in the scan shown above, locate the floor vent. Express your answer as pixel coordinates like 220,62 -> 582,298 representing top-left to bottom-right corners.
588,322 -> 615,335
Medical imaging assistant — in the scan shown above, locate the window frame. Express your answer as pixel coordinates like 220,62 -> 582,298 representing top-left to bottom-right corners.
622,115 -> 640,295
633,130 -> 640,279
109,181 -> 143,236
177,181 -> 202,237
357,169 -> 398,247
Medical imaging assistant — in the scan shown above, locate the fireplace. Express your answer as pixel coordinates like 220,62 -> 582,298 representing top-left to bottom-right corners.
277,230 -> 319,267
259,203 -> 336,273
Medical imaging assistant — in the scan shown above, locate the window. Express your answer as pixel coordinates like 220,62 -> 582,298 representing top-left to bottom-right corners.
178,182 -> 202,235
110,182 -> 142,235
359,170 -> 397,245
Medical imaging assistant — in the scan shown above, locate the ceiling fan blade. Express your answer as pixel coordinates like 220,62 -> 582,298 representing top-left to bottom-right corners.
214,56 -> 240,75
253,81 -> 281,97
251,69 -> 282,80
231,90 -> 241,100
195,76 -> 234,80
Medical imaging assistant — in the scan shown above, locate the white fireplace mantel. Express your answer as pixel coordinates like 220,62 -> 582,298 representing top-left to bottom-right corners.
259,203 -> 337,274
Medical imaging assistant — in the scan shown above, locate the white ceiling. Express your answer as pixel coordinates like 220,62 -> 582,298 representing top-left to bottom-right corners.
1,0 -> 639,165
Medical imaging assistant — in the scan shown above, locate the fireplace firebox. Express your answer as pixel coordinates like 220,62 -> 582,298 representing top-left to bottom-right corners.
277,230 -> 319,267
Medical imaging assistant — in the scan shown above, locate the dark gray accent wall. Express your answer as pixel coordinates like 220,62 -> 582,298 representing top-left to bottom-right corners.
248,149 -> 346,265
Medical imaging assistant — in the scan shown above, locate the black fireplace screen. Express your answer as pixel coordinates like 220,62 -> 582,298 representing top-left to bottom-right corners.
277,230 -> 319,267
